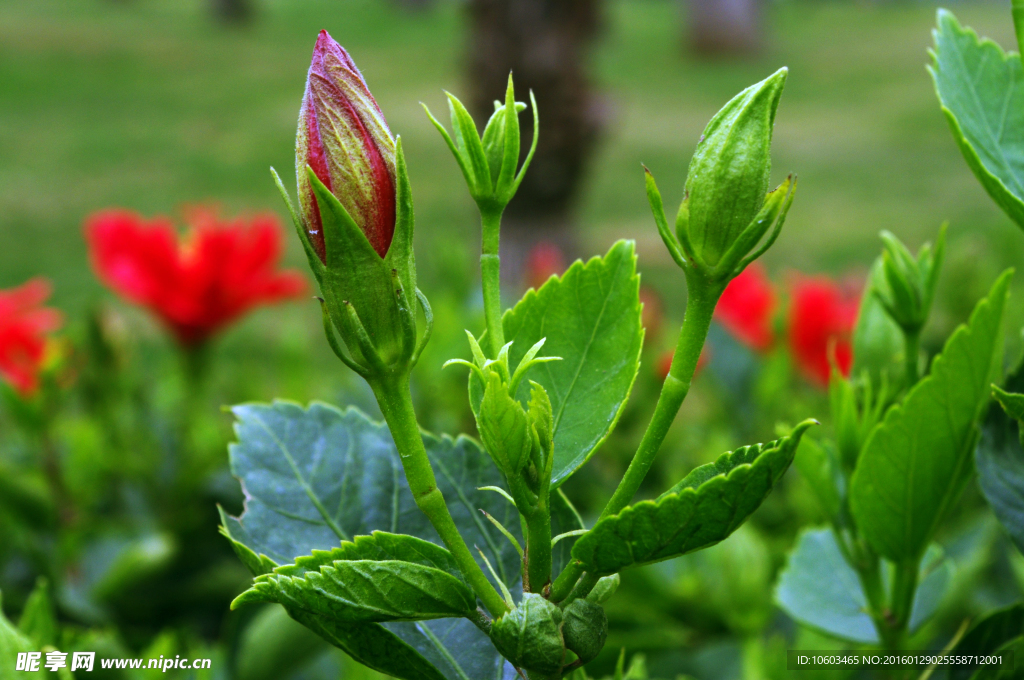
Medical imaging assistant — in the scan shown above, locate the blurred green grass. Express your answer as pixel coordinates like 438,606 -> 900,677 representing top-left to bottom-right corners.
1,0 -> 1022,399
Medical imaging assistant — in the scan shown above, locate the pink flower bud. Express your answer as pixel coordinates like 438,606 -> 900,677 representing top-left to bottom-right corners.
296,31 -> 396,261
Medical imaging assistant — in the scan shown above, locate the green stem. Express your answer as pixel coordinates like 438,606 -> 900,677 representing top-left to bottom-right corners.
523,503 -> 552,593
372,374 -> 509,617
888,559 -> 919,646
903,329 -> 920,387
560,571 -> 599,609
550,272 -> 722,601
480,209 -> 505,359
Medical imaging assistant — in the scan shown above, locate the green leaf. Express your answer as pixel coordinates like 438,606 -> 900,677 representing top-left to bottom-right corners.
793,436 -> 843,522
775,529 -> 953,644
571,421 -> 813,575
234,558 -> 476,622
977,356 -> 1024,553
222,401 -> 580,680
850,271 -> 1011,562
273,532 -> 463,579
235,605 -> 329,680
473,240 -> 643,487
993,385 -> 1024,422
931,10 -> 1024,229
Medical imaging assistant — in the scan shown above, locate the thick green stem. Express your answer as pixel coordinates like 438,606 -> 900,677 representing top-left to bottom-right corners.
523,503 -> 552,592
480,209 -> 505,359
372,375 -> 508,617
550,272 -> 722,601
903,329 -> 920,387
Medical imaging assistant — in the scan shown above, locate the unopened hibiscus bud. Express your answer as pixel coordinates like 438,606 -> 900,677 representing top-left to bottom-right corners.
646,69 -> 795,284
275,31 -> 426,379
296,30 -> 396,262
874,226 -> 946,337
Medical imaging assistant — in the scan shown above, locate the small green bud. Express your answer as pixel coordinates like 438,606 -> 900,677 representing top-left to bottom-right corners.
585,574 -> 620,604
561,599 -> 608,664
874,226 -> 946,336
681,68 -> 787,268
477,371 -> 532,477
490,593 -> 565,675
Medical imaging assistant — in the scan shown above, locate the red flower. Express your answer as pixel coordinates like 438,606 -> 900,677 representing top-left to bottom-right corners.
715,263 -> 776,352
85,207 -> 308,347
787,275 -> 860,386
0,278 -> 63,396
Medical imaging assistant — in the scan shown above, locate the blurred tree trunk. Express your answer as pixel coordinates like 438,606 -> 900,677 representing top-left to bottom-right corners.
210,0 -> 253,24
466,0 -> 605,284
687,0 -> 762,55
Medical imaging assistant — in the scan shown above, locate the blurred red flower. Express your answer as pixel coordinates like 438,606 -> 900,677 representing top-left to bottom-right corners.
0,278 -> 63,396
715,263 -> 776,352
85,207 -> 308,347
526,241 -> 565,291
787,275 -> 860,386
656,347 -> 709,381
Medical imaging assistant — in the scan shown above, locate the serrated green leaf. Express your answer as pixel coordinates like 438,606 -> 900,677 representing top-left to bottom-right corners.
234,558 -> 475,622
775,529 -> 953,644
222,401 -> 578,680
993,386 -> 1024,422
472,240 -> 643,487
571,421 -> 813,575
931,10 -> 1024,229
977,356 -> 1024,553
274,531 -> 462,580
850,271 -> 1011,562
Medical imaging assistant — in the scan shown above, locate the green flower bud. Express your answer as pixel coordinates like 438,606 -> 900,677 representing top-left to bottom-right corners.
477,370 -> 532,477
561,599 -> 608,664
490,593 -> 565,676
682,68 -> 787,268
873,226 -> 946,336
645,69 -> 795,284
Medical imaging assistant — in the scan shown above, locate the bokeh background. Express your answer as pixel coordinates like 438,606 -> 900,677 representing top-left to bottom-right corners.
4,0 -> 1024,678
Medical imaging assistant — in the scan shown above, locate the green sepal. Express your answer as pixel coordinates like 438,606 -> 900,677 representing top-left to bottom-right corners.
308,167 -> 407,368
644,167 -> 688,270
490,593 -> 565,675
571,420 -> 815,575
383,138 -> 417,318
873,225 -> 946,335
528,380 -> 554,458
272,166 -> 324,284
715,174 -> 796,279
477,371 -> 533,477
447,92 -> 492,197
930,10 -> 1024,230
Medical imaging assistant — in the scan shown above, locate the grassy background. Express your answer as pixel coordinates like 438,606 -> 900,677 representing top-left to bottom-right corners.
1,0 -> 1022,399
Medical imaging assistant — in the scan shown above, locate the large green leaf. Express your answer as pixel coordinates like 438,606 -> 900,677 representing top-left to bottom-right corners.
775,529 -> 953,644
0,592 -> 33,680
931,10 -> 1024,229
472,240 -> 643,487
977,352 -> 1024,553
570,421 -> 813,575
221,401 -> 579,680
850,271 -> 1011,562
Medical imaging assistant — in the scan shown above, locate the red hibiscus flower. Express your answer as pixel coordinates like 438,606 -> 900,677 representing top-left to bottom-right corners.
0,278 -> 63,396
787,275 -> 860,386
526,241 -> 565,291
715,263 -> 776,352
85,207 -> 308,347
